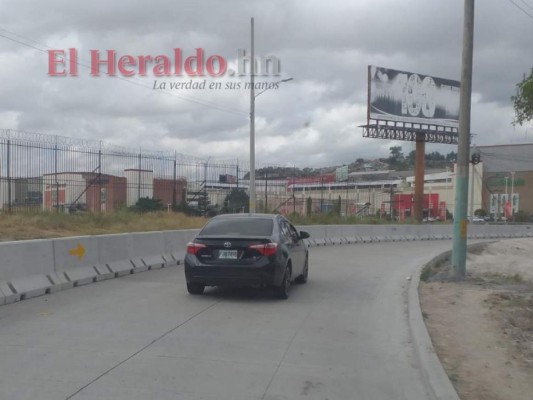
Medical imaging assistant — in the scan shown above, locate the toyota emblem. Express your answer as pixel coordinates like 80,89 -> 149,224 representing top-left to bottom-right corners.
224,242 -> 232,248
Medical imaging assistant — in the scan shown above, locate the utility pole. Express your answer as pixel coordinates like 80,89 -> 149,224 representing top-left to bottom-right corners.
320,177 -> 324,213
389,184 -> 394,220
264,170 -> 268,213
469,160 -> 475,221
249,17 -> 256,213
345,182 -> 349,217
452,0 -> 475,278
414,133 -> 425,222
293,165 -> 296,214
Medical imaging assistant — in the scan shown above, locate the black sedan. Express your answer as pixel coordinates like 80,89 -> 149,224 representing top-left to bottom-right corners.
184,213 -> 310,299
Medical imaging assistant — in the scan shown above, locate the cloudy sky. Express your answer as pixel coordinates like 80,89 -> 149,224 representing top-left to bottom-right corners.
0,0 -> 532,168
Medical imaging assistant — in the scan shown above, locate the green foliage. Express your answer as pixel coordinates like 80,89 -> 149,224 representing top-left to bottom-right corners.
474,208 -> 487,217
173,188 -> 191,213
446,209 -> 453,221
389,146 -> 403,160
446,151 -> 457,162
512,68 -> 533,126
387,146 -> 456,170
132,197 -> 164,213
197,191 -> 210,214
221,188 -> 249,213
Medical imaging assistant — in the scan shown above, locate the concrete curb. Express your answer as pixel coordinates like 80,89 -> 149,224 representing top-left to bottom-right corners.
408,241 -> 495,400
408,252 -> 460,400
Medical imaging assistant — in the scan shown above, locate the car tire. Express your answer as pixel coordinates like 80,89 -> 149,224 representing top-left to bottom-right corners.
275,267 -> 291,300
187,282 -> 205,295
295,257 -> 308,284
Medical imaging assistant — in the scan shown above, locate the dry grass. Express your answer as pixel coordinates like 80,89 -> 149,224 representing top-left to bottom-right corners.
0,210 -> 207,241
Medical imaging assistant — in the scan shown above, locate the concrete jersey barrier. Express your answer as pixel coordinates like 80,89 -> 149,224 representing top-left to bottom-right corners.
1,223 -> 532,306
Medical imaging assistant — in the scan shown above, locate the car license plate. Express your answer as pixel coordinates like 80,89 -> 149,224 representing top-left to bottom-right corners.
218,250 -> 238,259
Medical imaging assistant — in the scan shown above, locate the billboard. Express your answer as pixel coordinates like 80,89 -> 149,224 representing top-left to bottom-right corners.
368,66 -> 460,127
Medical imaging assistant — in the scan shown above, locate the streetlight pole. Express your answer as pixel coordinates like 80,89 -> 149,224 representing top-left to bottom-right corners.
249,17 -> 256,213
511,171 -> 515,220
248,17 -> 293,213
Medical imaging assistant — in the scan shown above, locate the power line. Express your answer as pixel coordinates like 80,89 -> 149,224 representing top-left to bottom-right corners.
0,28 -> 249,118
518,0 -> 533,12
507,0 -> 533,20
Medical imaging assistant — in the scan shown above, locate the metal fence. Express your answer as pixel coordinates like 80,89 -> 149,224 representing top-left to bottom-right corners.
0,128 -> 401,216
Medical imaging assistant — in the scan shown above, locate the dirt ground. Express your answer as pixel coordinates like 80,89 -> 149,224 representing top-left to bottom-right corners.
419,239 -> 533,400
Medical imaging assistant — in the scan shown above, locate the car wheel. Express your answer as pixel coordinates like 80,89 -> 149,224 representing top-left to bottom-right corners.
187,282 -> 205,295
295,257 -> 308,284
276,267 -> 291,300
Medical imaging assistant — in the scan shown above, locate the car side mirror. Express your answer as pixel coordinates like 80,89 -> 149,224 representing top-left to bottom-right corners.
299,231 -> 310,239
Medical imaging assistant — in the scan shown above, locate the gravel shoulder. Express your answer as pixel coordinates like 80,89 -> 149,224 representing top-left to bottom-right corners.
419,239 -> 533,400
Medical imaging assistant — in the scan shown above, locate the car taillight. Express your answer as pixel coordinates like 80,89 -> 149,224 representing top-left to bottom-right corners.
187,242 -> 207,255
249,242 -> 278,257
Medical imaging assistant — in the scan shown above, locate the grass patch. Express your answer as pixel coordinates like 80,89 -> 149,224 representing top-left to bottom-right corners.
0,210 -> 446,242
0,210 -> 207,241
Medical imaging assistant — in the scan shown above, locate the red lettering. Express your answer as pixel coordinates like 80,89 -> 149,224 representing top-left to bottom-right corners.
118,55 -> 136,77
184,48 -> 204,77
138,55 -> 152,76
68,48 -> 77,76
153,55 -> 171,76
90,50 -> 116,76
48,50 -> 66,76
205,55 -> 226,77
174,48 -> 182,76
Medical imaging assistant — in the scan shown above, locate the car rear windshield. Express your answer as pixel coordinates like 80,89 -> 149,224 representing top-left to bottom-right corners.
200,218 -> 274,236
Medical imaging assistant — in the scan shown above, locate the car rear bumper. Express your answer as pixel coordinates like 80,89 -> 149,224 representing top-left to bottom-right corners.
184,255 -> 282,287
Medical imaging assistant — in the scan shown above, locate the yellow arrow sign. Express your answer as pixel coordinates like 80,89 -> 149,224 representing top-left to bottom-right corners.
68,243 -> 85,261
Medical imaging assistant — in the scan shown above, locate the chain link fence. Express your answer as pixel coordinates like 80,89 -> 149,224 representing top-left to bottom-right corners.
0,128 -> 413,217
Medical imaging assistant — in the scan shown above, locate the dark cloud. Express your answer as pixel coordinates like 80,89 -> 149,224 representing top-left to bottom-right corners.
0,0 -> 532,167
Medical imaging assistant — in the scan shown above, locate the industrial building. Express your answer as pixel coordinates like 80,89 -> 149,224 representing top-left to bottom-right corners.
476,143 -> 533,218
1,142 -> 531,219
41,170 -> 186,212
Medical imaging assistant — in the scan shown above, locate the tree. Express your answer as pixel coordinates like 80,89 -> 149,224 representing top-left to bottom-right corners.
221,188 -> 249,213
197,191 -> 210,214
512,68 -> 533,126
389,146 -> 403,160
474,208 -> 487,217
387,146 -> 406,169
446,151 -> 457,163
133,197 -> 164,213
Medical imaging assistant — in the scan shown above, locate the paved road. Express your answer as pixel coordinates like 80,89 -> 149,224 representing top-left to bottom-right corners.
0,241 -> 454,400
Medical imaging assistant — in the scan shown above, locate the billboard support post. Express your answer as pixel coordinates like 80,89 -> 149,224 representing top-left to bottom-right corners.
414,133 -> 425,222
